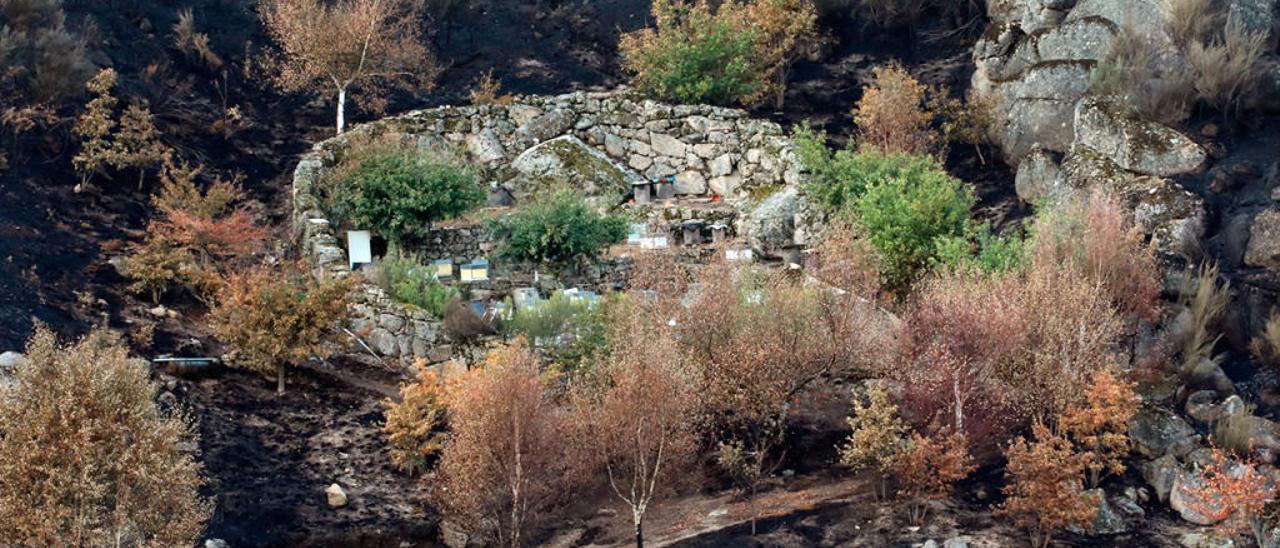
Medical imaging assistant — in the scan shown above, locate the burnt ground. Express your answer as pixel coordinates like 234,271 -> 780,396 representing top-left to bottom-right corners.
0,1 -> 1032,546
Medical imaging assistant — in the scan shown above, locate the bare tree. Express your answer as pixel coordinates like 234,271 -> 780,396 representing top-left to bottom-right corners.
433,342 -> 565,547
569,302 -> 699,548
260,0 -> 439,133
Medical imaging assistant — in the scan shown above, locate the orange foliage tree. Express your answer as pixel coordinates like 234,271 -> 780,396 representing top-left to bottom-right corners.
384,361 -> 451,475
853,63 -> 935,156
261,0 -> 440,133
568,301 -> 700,547
892,430 -> 975,524
1058,369 -> 1139,488
745,0 -> 819,109
1000,421 -> 1098,548
209,265 -> 353,394
432,342 -> 566,548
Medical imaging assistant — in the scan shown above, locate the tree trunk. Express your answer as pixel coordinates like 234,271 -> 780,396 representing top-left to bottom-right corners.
634,515 -> 643,548
277,363 -> 286,394
336,87 -> 347,134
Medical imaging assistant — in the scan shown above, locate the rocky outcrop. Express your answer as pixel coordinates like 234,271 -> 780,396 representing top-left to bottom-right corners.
1014,144 -> 1068,202
508,135 -> 642,203
740,186 -> 817,259
1073,98 -> 1206,177
1130,405 -> 1201,459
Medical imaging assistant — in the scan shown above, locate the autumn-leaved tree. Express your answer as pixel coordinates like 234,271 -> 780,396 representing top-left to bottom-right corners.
384,360 -> 451,475
745,0 -> 819,109
853,63 -> 935,156
209,265 -> 353,394
569,301 -> 699,548
0,326 -> 210,545
681,263 -> 888,534
893,430 -> 975,524
1058,369 -> 1139,488
1000,421 -> 1098,548
433,342 -> 565,548
838,382 -> 908,499
72,68 -> 119,186
261,0 -> 440,133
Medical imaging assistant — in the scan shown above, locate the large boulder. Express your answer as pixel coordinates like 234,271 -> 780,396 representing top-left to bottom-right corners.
1129,405 -> 1201,459
1142,454 -> 1184,502
741,186 -> 805,259
1068,489 -> 1145,535
1170,471 -> 1225,525
1072,98 -> 1206,177
507,135 -> 644,204
1015,144 -> 1069,202
991,61 -> 1097,161
1245,208 -> 1280,269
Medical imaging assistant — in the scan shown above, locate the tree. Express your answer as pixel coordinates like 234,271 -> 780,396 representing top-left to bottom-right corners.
853,63 -> 935,156
1000,421 -> 1098,548
680,264 -> 887,534
619,0 -> 765,106
490,189 -> 627,268
892,430 -> 975,524
113,103 -> 171,189
261,0 -> 440,133
569,302 -> 699,548
745,0 -> 819,109
838,382 -> 908,499
72,68 -> 119,187
0,326 -> 210,544
209,265 -> 353,394
384,361 -> 450,475
1058,369 -> 1139,488
433,342 -> 565,547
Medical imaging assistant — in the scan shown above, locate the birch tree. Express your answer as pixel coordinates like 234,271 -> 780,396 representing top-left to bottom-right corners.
261,0 -> 439,133
570,302 -> 699,547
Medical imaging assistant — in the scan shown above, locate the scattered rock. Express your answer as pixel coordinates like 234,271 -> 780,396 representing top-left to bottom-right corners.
325,483 -> 348,508
148,305 -> 169,318
1072,97 -> 1206,177
1170,470 -> 1225,525
1014,144 -> 1069,203
1069,488 -> 1145,535
943,537 -> 970,548
1130,405 -> 1200,459
1245,208 -> 1280,269
1180,531 -> 1236,548
1142,454 -> 1183,502
0,351 -> 27,370
204,540 -> 230,548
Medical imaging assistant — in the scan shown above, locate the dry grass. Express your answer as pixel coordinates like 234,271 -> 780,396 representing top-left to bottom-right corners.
172,8 -> 224,70
1179,263 -> 1230,382
1163,0 -> 1220,48
1186,18 -> 1268,118
1092,22 -> 1196,126
468,69 -> 514,106
1250,312 -> 1280,367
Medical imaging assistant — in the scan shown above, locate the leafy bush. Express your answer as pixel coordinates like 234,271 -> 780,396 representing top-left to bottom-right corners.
490,189 -> 626,267
209,264 -> 353,394
376,251 -> 458,318
839,382 -> 908,498
506,290 -> 615,372
0,326 -> 210,544
0,0 -> 94,104
853,63 -> 935,155
934,224 -> 1028,275
1000,421 -> 1098,548
797,126 -> 975,293
892,430 -> 974,524
348,148 -> 484,245
619,0 -> 765,106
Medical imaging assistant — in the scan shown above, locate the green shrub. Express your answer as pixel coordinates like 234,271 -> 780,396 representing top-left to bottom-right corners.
490,189 -> 627,267
619,0 -> 765,106
506,291 -> 614,373
796,126 -> 975,292
934,225 -> 1029,275
348,149 -> 484,245
376,251 -> 458,318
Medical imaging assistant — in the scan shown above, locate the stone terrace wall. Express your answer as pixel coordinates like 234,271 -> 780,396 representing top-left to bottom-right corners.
291,90 -> 807,364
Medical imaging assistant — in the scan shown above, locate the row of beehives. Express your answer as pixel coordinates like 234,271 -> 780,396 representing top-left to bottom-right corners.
626,220 -> 736,249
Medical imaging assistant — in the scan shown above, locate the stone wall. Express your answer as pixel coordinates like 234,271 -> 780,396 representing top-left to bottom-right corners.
291,90 -> 812,364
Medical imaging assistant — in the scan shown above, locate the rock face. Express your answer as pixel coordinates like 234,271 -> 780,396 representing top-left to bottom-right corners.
1072,98 -> 1206,177
1015,144 -> 1068,202
509,135 -> 643,203
1245,208 -> 1280,268
1130,405 -> 1201,459
1069,489 -> 1145,535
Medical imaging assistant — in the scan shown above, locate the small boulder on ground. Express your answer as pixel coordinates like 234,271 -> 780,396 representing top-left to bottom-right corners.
1130,405 -> 1201,459
1245,208 -> 1280,269
325,483 -> 348,508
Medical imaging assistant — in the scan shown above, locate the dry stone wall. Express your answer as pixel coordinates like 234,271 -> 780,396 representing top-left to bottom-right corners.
292,90 -> 808,364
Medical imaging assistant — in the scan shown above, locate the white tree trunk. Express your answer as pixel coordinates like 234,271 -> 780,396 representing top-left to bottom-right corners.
336,87 -> 347,134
